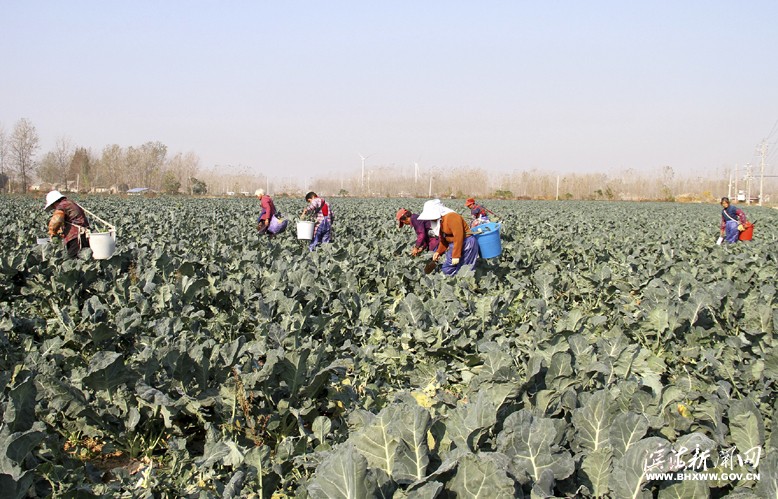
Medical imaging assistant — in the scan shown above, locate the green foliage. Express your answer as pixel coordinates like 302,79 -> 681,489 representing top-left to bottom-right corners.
0,197 -> 777,496
161,171 -> 181,194
190,177 -> 207,195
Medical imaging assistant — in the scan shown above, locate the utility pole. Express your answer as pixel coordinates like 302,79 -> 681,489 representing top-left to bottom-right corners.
758,140 -> 768,206
728,171 -> 732,199
428,174 -> 433,197
556,175 -> 560,201
734,164 -> 739,201
359,153 -> 372,190
746,163 -> 752,204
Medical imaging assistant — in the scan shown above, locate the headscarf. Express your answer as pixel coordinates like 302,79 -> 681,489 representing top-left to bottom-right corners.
417,199 -> 454,237
417,199 -> 454,220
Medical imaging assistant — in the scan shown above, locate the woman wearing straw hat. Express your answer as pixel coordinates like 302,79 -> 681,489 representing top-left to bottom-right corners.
396,208 -> 439,256
44,190 -> 91,257
417,199 -> 479,275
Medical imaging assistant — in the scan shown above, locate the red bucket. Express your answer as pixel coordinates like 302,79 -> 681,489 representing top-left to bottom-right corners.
739,222 -> 754,241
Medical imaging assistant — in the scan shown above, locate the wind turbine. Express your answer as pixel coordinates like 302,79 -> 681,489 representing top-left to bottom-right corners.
358,153 -> 373,189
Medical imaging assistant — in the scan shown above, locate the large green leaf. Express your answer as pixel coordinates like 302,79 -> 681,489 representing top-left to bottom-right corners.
755,451 -> 778,498
610,412 -> 649,459
445,390 -> 500,453
353,406 -> 400,476
398,293 -> 429,329
391,404 -> 432,484
447,452 -> 516,499
572,390 -> 614,453
394,481 -> 443,499
81,350 -> 135,391
610,437 -> 668,499
728,399 -> 765,456
580,448 -> 612,498
497,410 -> 574,485
0,425 -> 45,480
308,444 -> 378,499
2,374 -> 36,433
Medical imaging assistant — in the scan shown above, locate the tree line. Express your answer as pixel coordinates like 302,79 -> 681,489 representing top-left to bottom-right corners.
0,118 -> 211,195
1,118 -> 769,203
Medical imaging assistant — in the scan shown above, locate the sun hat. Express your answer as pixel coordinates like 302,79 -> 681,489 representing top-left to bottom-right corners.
255,188 -> 265,197
417,199 -> 454,221
396,208 -> 411,227
44,190 -> 65,210
465,198 -> 475,206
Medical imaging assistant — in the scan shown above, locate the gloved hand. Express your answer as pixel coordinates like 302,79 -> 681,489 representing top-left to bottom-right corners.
451,258 -> 460,265
738,224 -> 745,232
410,247 -> 422,257
432,252 -> 440,262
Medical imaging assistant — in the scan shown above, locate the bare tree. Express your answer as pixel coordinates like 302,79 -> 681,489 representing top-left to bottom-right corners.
52,137 -> 74,187
139,141 -> 167,189
9,118 -> 40,193
166,151 -> 201,194
37,151 -> 59,185
38,137 -> 74,188
99,144 -> 125,188
0,124 -> 8,193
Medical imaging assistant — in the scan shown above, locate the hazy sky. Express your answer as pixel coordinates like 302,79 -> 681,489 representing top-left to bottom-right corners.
2,1 -> 777,180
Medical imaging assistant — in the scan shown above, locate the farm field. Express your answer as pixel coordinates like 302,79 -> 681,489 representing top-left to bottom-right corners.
1,196 -> 778,498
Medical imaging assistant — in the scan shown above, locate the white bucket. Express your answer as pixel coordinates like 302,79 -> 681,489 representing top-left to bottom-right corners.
296,221 -> 315,240
88,230 -> 116,259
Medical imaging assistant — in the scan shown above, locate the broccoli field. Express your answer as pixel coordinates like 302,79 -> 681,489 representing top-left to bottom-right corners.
2,196 -> 778,498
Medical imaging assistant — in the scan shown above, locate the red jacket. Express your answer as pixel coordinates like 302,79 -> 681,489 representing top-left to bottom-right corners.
259,195 -> 276,221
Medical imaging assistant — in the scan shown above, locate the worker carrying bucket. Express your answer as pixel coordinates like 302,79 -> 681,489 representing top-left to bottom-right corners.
44,190 -> 91,258
417,199 -> 479,275
465,198 -> 496,228
255,189 -> 288,238
300,192 -> 333,251
44,190 -> 116,260
718,197 -> 753,244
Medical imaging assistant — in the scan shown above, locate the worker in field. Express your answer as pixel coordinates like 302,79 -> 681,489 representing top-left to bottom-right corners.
720,197 -> 750,243
396,208 -> 439,256
465,198 -> 493,227
44,190 -> 90,257
417,199 -> 479,275
301,192 -> 333,250
255,189 -> 288,237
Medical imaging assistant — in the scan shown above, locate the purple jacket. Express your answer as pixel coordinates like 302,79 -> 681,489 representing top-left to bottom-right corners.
410,214 -> 439,251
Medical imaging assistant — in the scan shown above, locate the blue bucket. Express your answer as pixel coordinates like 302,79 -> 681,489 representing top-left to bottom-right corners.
471,222 -> 502,258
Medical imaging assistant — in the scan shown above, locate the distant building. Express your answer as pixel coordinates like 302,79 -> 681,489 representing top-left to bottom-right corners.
128,187 -> 149,195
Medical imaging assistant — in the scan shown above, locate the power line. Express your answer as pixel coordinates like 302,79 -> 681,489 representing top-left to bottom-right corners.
766,118 -> 778,141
